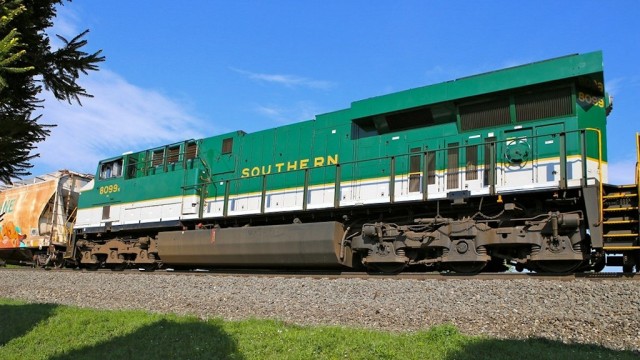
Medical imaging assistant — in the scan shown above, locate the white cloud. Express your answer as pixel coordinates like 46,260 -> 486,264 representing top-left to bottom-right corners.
501,58 -> 535,69
47,6 -> 82,49
31,70 -> 209,175
254,101 -> 320,124
423,65 -> 472,84
255,105 -> 283,118
605,77 -> 624,97
608,159 -> 637,185
231,67 -> 335,90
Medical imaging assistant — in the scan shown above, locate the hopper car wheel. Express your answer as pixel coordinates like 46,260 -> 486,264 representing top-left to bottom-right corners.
534,260 -> 582,274
52,251 -> 67,269
447,261 -> 487,274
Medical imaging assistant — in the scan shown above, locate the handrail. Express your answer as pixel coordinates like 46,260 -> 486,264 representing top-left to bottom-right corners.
108,128 -> 609,218
218,128 -> 604,186
584,128 -> 603,225
120,128 -> 606,190
210,127 -> 607,216
636,133 -> 640,186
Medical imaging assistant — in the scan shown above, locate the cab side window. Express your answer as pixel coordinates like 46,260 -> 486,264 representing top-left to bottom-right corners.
100,158 -> 123,179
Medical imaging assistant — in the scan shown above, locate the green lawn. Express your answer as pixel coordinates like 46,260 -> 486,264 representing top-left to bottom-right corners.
0,298 -> 636,359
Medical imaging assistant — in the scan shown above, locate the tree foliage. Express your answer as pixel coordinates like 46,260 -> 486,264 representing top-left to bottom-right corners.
0,0 -> 105,184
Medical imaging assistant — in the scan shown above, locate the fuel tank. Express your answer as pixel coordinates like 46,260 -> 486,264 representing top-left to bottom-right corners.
157,221 -> 346,268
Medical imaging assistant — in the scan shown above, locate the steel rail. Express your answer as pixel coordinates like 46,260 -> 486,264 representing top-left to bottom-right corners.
1,267 -> 637,281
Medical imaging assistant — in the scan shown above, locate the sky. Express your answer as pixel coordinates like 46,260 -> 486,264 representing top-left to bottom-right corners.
29,1 -> 640,184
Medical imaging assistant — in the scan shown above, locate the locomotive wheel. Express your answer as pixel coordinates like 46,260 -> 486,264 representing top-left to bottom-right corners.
137,263 -> 157,272
484,258 -> 509,272
111,264 -> 126,271
534,260 -> 582,274
111,254 -> 127,271
368,263 -> 406,274
447,261 -> 487,274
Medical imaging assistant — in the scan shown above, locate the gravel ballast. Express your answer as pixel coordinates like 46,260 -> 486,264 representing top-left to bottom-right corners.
1,269 -> 639,352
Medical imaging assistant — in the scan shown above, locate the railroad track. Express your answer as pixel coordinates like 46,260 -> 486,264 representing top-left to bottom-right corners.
1,266 -> 638,281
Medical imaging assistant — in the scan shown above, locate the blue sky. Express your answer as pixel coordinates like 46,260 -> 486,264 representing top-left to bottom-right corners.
31,1 -> 640,184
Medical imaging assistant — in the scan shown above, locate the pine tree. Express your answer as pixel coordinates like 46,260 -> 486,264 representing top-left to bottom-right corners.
0,0 -> 105,184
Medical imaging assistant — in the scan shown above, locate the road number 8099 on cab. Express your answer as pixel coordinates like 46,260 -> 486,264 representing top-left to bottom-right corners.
99,184 -> 120,195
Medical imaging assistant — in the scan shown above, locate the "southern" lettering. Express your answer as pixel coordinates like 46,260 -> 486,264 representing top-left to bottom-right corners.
241,154 -> 338,178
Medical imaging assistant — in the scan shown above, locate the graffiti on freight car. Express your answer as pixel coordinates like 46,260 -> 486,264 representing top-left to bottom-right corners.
0,179 -> 59,249
0,198 -> 26,248
0,221 -> 26,248
1,198 -> 16,214
241,154 -> 339,178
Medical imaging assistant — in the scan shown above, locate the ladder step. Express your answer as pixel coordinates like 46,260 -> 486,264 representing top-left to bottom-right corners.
603,233 -> 639,238
603,193 -> 638,199
604,246 -> 640,251
617,184 -> 637,188
603,220 -> 639,225
603,206 -> 639,212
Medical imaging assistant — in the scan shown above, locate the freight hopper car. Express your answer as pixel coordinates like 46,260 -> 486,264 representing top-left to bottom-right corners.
71,51 -> 640,273
0,170 -> 92,267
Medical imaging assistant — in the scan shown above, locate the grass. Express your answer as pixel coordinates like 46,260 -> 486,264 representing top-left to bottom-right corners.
0,298 -> 636,360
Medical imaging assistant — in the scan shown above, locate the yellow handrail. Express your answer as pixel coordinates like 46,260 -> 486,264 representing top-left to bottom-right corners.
584,128 -> 603,225
636,132 -> 640,186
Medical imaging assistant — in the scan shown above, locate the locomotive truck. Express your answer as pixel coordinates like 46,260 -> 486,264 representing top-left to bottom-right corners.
68,51 -> 639,273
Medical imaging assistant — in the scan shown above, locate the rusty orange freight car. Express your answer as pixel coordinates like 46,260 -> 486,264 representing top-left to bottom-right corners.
0,170 -> 92,267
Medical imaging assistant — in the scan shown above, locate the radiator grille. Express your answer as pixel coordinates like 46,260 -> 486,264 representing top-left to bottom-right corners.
167,146 -> 180,164
185,142 -> 198,160
515,87 -> 572,122
459,98 -> 510,131
152,150 -> 164,167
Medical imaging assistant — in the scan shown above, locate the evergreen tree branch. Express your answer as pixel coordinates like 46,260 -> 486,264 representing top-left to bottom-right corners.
0,0 -> 104,184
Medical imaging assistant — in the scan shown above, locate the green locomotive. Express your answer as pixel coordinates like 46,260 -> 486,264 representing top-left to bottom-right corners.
71,51 -> 640,273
